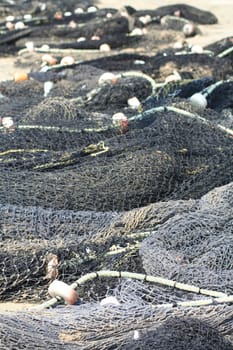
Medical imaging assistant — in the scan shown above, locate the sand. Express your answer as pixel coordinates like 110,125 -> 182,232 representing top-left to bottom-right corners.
0,302 -> 35,313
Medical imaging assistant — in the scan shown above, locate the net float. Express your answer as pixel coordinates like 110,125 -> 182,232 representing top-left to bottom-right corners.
112,112 -> 127,125
183,22 -> 197,37
64,11 -> 72,17
60,56 -> 75,65
44,81 -> 54,97
130,28 -> 144,36
41,44 -> 50,51
6,15 -> 14,22
100,296 -> 120,306
6,21 -> 14,30
191,45 -> 204,54
112,112 -> 129,133
41,54 -> 57,66
87,6 -> 97,13
68,20 -> 77,29
24,14 -> 32,20
174,10 -> 181,17
74,8 -> 84,14
54,12 -> 63,20
45,254 -> 58,280
2,117 -> 14,129
128,96 -> 141,109
77,37 -> 86,42
48,280 -> 78,305
99,43 -> 111,52
14,72 -> 29,82
15,21 -> 25,30
98,72 -> 117,85
189,92 -> 207,110
139,15 -> 152,25
25,41 -> 34,52
91,35 -> 101,40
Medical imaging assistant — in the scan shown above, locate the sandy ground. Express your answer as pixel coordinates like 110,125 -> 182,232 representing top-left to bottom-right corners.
0,0 -> 232,312
0,0 -> 232,81
0,302 -> 35,313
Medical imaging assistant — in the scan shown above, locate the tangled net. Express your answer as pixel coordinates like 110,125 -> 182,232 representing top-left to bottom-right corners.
0,1 -> 233,349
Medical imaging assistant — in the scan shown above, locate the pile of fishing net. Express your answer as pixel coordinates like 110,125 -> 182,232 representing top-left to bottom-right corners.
0,74 -> 233,212
0,1 -> 222,56
0,181 -> 232,350
0,271 -> 233,349
0,2 -> 233,349
1,64 -> 233,350
1,297 -> 233,349
0,179 -> 232,298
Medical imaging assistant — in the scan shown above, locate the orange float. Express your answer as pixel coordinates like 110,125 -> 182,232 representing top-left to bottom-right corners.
41,54 -> 57,66
14,72 -> 29,82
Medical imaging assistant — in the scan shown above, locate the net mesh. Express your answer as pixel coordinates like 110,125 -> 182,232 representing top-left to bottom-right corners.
0,279 -> 233,349
0,1 -> 233,349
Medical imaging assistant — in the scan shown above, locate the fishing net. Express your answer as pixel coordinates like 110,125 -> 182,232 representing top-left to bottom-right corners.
134,3 -> 218,24
0,1 -> 233,349
0,105 -> 233,211
140,207 -> 233,292
0,277 -> 233,349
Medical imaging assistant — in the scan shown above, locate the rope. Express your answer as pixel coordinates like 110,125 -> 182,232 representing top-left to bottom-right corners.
200,79 -> 232,97
128,106 -> 233,137
115,71 -> 158,94
18,47 -> 100,56
217,46 -> 233,58
33,270 -> 232,311
2,103 -> 232,137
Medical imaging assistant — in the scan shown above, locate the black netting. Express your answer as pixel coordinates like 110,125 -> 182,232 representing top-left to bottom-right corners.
0,2 -> 233,349
135,4 -> 218,24
140,202 -> 233,293
0,109 -> 232,211
0,279 -> 232,349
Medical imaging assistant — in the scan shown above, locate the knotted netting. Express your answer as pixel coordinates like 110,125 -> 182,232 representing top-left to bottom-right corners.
0,1 -> 233,349
0,276 -> 233,349
1,75 -> 233,350
1,183 -> 232,349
